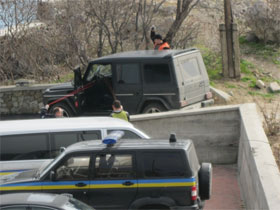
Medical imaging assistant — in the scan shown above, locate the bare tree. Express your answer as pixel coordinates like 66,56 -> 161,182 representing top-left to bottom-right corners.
165,0 -> 200,45
133,0 -> 166,50
0,0 -> 38,82
88,0 -> 136,54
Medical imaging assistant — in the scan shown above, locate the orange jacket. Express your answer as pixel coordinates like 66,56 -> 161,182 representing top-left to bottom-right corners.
154,42 -> 170,50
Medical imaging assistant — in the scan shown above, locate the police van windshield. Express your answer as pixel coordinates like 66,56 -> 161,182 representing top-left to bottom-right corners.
36,151 -> 66,178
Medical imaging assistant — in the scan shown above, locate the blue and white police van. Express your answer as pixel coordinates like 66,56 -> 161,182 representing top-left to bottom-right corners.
0,132 -> 212,210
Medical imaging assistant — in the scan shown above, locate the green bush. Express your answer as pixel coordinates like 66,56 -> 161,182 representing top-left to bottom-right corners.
198,46 -> 223,80
240,59 -> 255,75
239,36 -> 280,65
248,91 -> 275,98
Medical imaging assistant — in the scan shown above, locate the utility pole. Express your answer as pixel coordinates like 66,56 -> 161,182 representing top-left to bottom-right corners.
224,0 -> 234,77
220,0 -> 240,78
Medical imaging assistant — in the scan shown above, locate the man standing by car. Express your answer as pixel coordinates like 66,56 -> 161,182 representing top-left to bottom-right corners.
111,100 -> 130,122
40,105 -> 64,118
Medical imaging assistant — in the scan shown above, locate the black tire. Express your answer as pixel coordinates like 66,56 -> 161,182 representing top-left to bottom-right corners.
139,205 -> 170,210
199,163 -> 212,200
50,102 -> 74,117
142,103 -> 166,114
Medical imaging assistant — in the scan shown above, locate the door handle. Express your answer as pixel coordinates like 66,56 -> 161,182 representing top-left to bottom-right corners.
75,182 -> 87,187
122,181 -> 134,186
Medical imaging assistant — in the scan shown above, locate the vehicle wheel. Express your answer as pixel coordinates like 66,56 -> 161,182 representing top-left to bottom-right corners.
50,103 -> 74,117
199,163 -> 212,200
142,103 -> 166,114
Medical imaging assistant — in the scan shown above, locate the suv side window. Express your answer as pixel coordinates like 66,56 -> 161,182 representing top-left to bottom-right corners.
107,130 -> 141,139
143,64 -> 171,84
116,64 -> 140,84
95,154 -> 134,179
0,134 -> 49,161
85,64 -> 112,82
141,152 -> 186,177
55,155 -> 90,180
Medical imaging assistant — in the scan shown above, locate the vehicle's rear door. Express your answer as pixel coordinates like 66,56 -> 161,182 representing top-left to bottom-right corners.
175,53 -> 206,105
136,151 -> 194,205
88,152 -> 138,209
114,63 -> 142,114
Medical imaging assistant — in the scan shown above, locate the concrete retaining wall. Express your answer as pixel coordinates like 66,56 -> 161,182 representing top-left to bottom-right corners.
131,103 -> 280,210
131,106 -> 240,164
0,84 -> 53,114
238,104 -> 280,209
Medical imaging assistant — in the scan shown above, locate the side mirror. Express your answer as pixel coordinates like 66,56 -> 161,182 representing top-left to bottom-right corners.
50,171 -> 56,181
74,66 -> 82,89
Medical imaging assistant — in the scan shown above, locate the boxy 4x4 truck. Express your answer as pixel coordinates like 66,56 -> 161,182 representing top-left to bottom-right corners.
43,48 -> 213,117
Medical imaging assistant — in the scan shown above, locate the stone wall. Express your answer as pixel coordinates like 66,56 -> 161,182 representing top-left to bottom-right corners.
0,84 -> 53,115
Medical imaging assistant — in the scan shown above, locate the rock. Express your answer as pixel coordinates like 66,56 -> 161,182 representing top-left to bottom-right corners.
0,108 -> 9,113
256,80 -> 266,89
269,82 -> 280,93
228,91 -> 234,96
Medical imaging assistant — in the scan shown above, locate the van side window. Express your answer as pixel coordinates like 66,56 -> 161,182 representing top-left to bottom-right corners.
142,152 -> 186,177
116,64 -> 140,84
107,130 -> 141,139
0,134 -> 49,161
143,64 -> 171,83
50,132 -> 79,158
180,58 -> 201,77
95,154 -> 134,179
79,131 -> 101,141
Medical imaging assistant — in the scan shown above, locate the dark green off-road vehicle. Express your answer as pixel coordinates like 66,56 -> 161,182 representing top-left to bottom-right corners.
43,49 -> 213,116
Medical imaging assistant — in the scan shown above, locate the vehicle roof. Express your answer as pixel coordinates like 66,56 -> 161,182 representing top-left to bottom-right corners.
66,139 -> 192,152
91,48 -> 198,63
0,193 -> 71,208
0,117 -> 136,136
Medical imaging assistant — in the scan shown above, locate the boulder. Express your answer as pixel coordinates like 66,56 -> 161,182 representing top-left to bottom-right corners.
256,80 -> 265,89
269,82 -> 280,93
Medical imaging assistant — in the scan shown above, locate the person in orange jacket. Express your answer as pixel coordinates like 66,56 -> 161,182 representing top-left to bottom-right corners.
150,25 -> 170,50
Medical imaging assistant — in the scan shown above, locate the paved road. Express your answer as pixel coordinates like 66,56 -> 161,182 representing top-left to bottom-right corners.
205,164 -> 244,210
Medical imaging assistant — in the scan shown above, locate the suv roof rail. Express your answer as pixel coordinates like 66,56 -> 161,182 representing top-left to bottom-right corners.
163,48 -> 198,59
